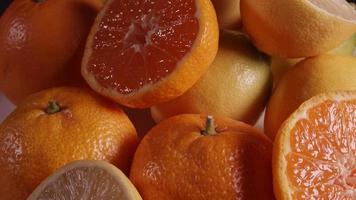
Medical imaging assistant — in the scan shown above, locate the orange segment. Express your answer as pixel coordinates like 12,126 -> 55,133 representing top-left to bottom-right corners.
273,91 -> 356,200
82,0 -> 218,108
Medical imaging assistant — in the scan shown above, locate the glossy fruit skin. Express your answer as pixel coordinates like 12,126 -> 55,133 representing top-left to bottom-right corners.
151,31 -> 271,125
271,34 -> 356,89
240,0 -> 356,58
130,114 -> 274,200
0,87 -> 138,200
265,54 -> 356,140
0,0 -> 102,104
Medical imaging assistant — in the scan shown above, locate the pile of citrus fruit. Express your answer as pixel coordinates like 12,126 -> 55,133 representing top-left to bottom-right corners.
0,0 -> 355,199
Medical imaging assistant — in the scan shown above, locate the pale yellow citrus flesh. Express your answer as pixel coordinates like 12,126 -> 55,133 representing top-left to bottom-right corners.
28,160 -> 142,200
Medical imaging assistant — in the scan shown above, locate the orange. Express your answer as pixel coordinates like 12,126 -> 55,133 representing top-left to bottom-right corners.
241,0 -> 356,58
265,54 -> 356,141
0,87 -> 138,200
82,0 -> 219,108
273,91 -> 356,200
150,31 -> 271,125
0,0 -> 103,104
271,33 -> 356,89
130,114 -> 274,199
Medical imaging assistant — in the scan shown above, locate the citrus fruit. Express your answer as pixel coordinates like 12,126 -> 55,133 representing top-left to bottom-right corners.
0,0 -> 103,104
82,0 -> 219,108
150,31 -> 271,125
265,54 -> 356,140
241,0 -> 356,58
0,87 -> 138,200
273,91 -> 356,200
28,160 -> 142,200
271,33 -> 356,89
130,114 -> 274,199
331,33 -> 356,55
211,0 -> 241,30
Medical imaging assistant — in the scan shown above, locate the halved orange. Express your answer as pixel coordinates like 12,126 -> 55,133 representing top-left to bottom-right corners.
273,91 -> 356,199
82,0 -> 218,108
241,0 -> 356,58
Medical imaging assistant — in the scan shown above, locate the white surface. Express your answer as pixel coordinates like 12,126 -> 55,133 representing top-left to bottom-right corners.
0,92 -> 15,122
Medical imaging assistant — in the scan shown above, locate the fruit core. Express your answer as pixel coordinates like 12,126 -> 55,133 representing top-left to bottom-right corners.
87,0 -> 199,95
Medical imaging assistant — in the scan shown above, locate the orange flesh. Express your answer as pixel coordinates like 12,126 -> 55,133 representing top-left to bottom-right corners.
287,99 -> 356,199
88,0 -> 199,95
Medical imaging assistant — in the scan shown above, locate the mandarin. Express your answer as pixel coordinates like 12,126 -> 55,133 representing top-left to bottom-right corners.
0,0 -> 103,104
130,114 -> 274,200
0,87 -> 138,200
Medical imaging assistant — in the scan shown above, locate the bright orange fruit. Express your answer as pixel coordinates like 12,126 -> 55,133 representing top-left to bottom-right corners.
273,91 -> 356,200
130,114 -> 274,199
0,0 -> 103,104
82,0 -> 219,108
0,87 -> 138,200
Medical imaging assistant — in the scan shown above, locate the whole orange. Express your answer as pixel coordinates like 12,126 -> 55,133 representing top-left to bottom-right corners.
0,87 -> 138,200
0,0 -> 103,104
130,114 -> 274,200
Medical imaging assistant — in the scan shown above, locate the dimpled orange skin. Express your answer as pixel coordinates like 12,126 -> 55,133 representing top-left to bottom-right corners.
130,114 -> 274,200
0,0 -> 103,104
0,87 -> 138,200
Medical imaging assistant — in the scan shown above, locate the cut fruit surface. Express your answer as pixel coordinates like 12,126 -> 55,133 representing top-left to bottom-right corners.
27,160 -> 142,200
82,0 -> 218,108
273,91 -> 356,200
241,0 -> 356,58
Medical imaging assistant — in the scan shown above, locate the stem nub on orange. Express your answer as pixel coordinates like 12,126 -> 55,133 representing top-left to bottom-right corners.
130,114 -> 274,200
82,0 -> 219,108
0,87 -> 138,200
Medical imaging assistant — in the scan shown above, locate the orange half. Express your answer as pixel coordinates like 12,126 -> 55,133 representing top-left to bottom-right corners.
82,0 -> 218,108
273,91 -> 356,200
